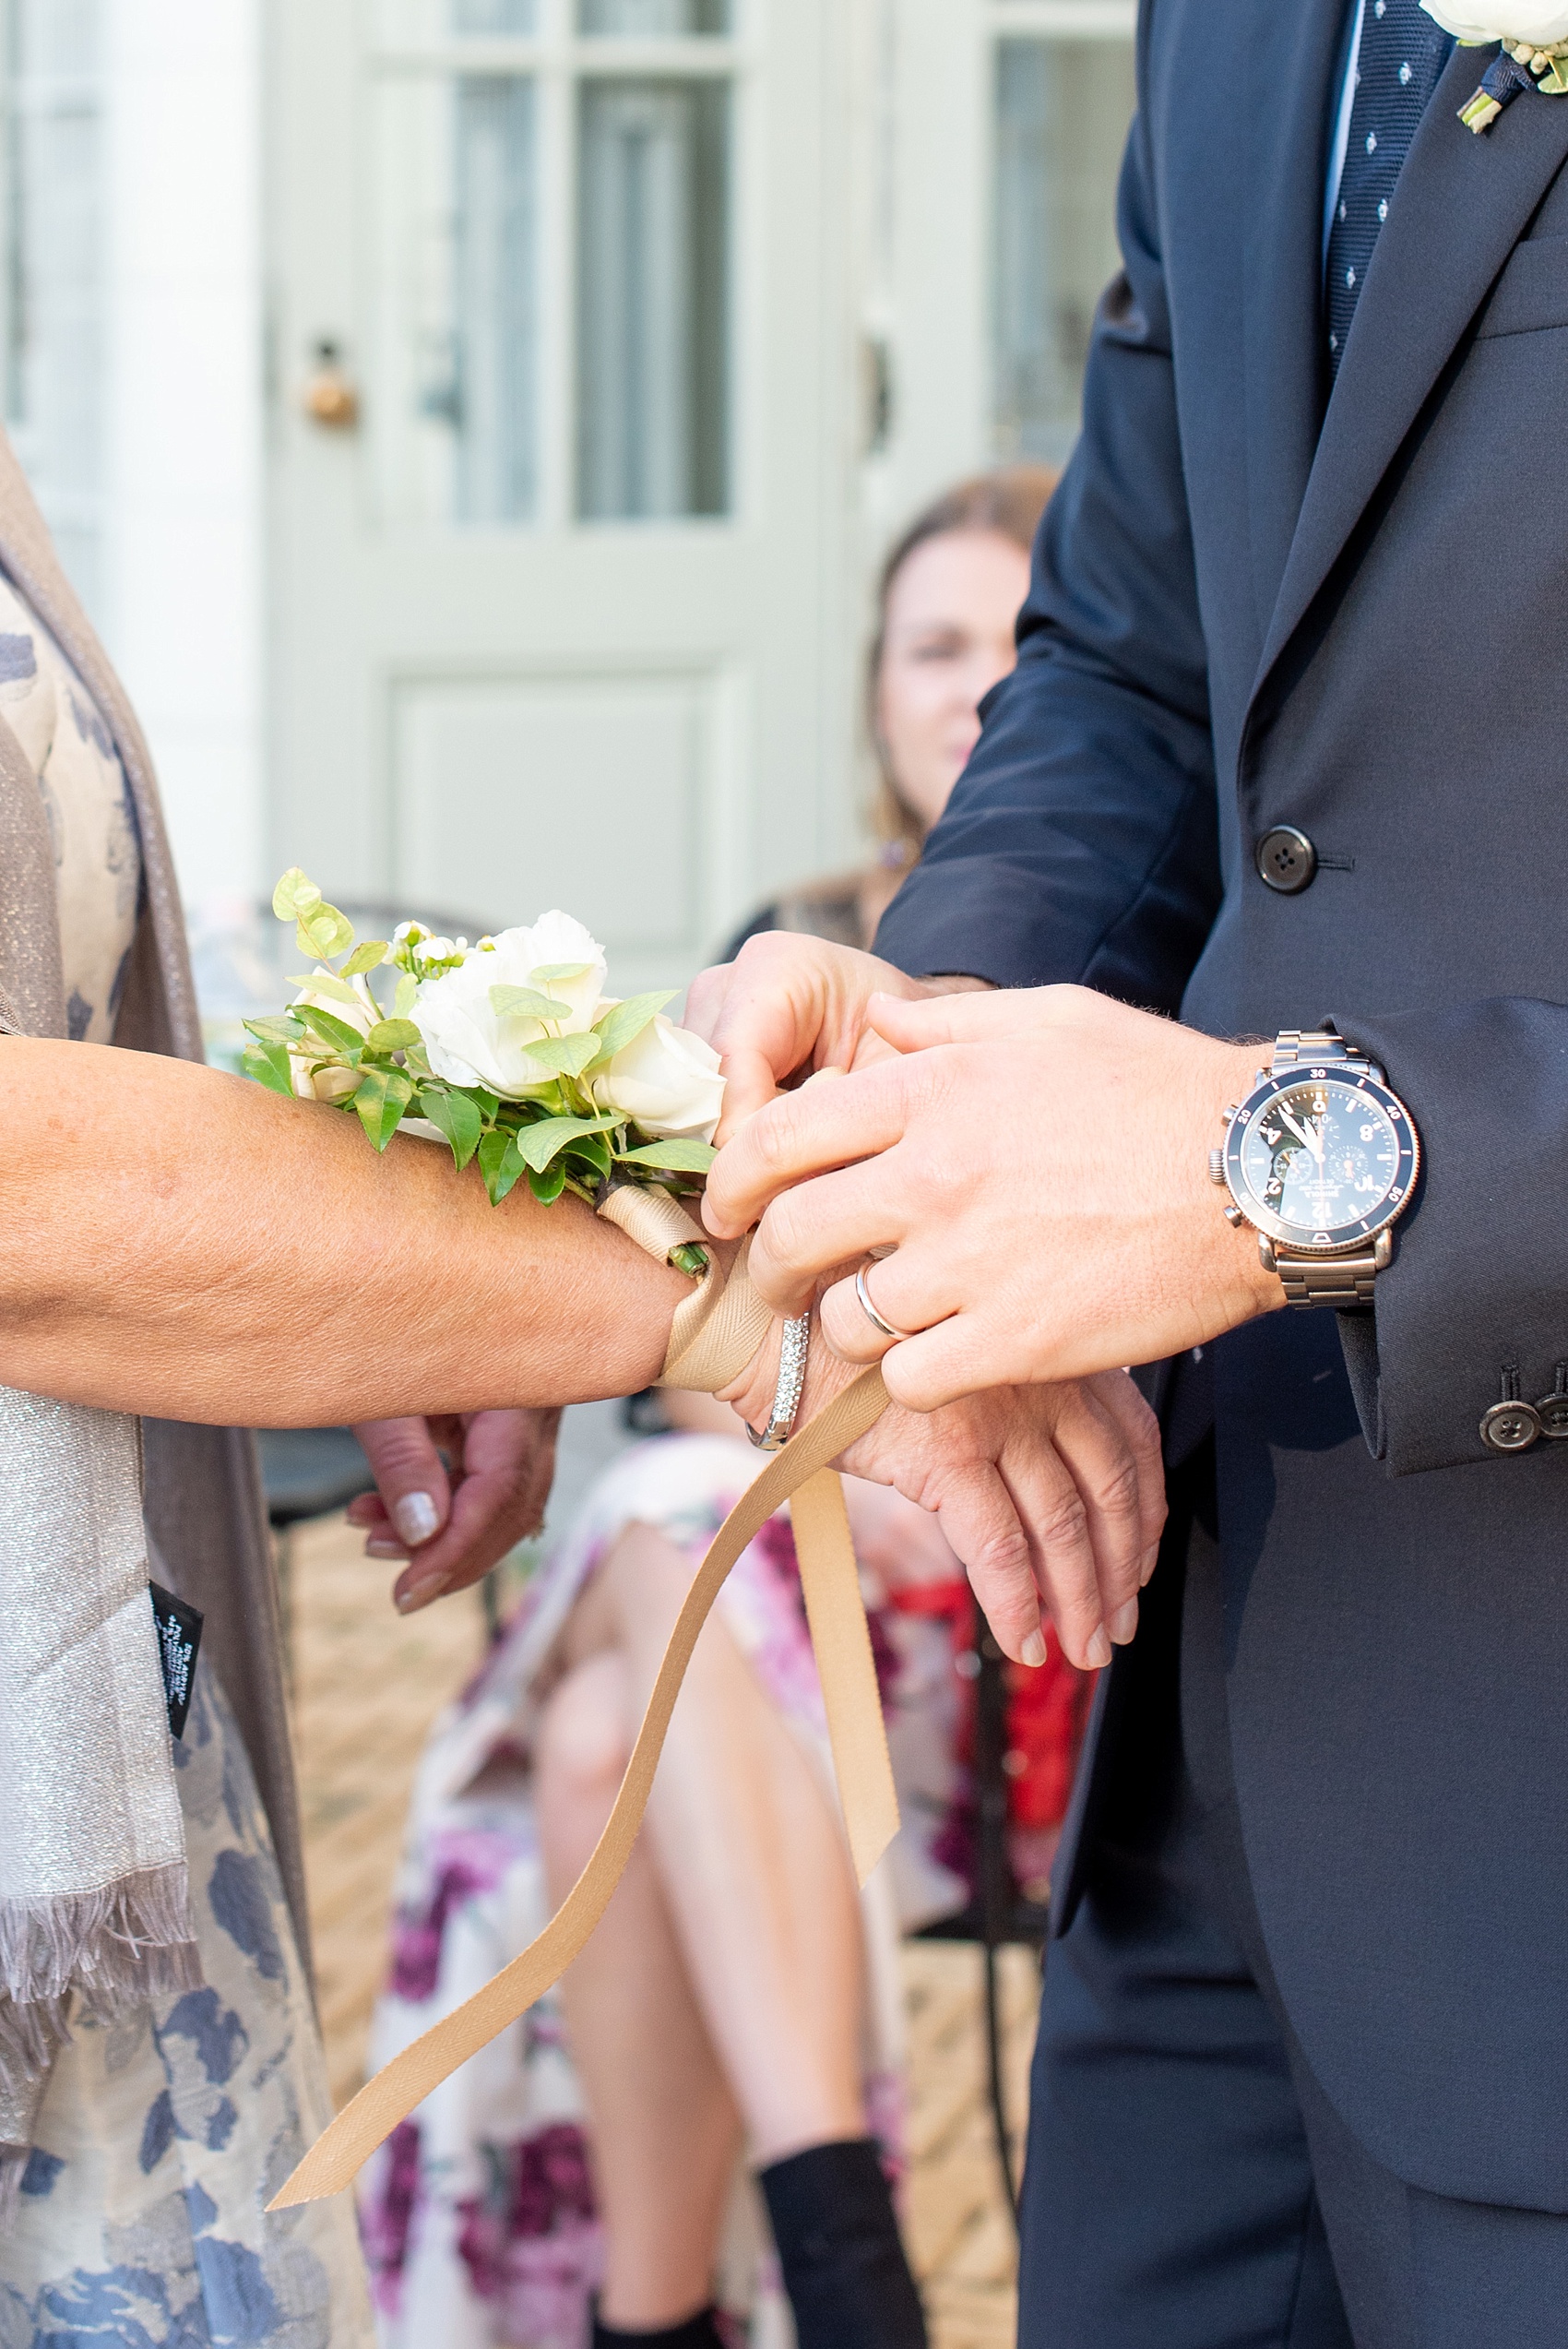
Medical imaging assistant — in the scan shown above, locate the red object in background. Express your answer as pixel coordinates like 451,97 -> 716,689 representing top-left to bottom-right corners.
890,1580 -> 1097,1840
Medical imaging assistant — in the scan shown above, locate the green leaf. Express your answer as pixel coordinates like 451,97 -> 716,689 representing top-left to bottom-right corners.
364,1019 -> 422,1055
489,984 -> 573,1022
342,939 -> 390,976
243,1041 -> 297,1099
619,1139 -> 718,1174
288,971 -> 366,1011
478,1125 -> 527,1205
244,1013 -> 304,1044
272,867 -> 320,922
527,1163 -> 569,1205
292,1002 -> 366,1053
297,900 -> 355,961
393,972 -> 419,1019
515,1113 -> 621,1174
565,1130 -> 613,1180
532,960 -> 593,984
588,991 -> 674,1067
353,1067 -> 414,1152
520,1031 -> 600,1080
416,1086 -> 485,1172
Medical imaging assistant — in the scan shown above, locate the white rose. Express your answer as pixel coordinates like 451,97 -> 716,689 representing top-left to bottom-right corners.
1423,2 -> 1568,42
593,1014 -> 725,1141
290,968 -> 377,1103
412,911 -> 608,1098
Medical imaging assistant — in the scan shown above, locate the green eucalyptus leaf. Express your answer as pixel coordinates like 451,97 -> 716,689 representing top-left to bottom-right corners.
244,1013 -> 304,1044
520,1031 -> 600,1080
298,901 -> 355,961
531,960 -> 593,984
618,1139 -> 718,1174
288,972 -> 365,1011
364,1019 -> 422,1055
293,1002 -> 365,1052
243,1041 -> 297,1099
489,984 -> 573,1022
393,972 -> 419,1019
478,1125 -> 527,1205
516,1113 -> 621,1174
353,1067 -> 414,1152
416,1086 -> 485,1172
588,991 -> 675,1067
342,939 -> 390,976
272,867 -> 320,922
527,1162 -> 569,1205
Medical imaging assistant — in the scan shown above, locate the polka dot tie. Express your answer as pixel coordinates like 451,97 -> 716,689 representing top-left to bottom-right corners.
1325,0 -> 1454,377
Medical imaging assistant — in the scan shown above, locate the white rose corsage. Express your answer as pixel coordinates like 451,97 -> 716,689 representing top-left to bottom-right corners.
244,871 -> 724,1270
1423,3 -> 1568,128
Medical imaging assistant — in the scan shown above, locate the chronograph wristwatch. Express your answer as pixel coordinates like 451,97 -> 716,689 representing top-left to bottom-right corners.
1209,1026 -> 1420,1307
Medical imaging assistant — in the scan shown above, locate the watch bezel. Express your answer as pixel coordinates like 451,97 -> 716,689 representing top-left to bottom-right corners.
1221,1065 -> 1420,1256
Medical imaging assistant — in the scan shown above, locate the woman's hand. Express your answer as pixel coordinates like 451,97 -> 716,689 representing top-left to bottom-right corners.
721,1322 -> 1164,1673
350,1408 -> 563,1614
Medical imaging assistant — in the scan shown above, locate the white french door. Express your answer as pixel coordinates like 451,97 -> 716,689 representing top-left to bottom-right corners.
267,0 -> 860,992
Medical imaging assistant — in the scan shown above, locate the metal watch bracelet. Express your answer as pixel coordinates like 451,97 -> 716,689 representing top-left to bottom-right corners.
748,1311 -> 812,1451
1259,1028 -> 1389,1307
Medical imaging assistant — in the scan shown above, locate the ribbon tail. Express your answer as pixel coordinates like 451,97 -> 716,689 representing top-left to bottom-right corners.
791,1470 -> 900,1887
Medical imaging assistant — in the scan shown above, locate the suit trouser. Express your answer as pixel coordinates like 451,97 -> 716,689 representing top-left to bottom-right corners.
1015,1450 -> 1568,2349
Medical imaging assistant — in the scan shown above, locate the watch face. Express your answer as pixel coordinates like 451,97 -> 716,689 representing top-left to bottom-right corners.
1224,1068 -> 1419,1252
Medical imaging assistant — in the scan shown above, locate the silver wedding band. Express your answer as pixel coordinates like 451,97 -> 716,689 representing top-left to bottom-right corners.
854,1262 -> 917,1344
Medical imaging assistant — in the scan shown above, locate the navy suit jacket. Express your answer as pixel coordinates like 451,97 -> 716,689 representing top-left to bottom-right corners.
878,3 -> 1568,2211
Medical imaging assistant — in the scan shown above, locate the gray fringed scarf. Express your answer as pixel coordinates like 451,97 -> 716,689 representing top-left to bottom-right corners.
0,1388 -> 198,2208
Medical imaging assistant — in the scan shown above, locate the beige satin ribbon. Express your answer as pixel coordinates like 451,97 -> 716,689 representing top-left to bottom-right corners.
270,1194 -> 897,2209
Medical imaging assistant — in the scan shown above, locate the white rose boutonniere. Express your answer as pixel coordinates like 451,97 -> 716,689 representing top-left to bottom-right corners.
1423,3 -> 1568,127
243,873 -> 722,1270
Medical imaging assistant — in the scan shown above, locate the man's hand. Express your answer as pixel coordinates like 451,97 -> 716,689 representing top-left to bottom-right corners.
721,1318 -> 1165,1672
706,984 -> 1283,1411
684,932 -> 985,1138
350,1408 -> 563,1615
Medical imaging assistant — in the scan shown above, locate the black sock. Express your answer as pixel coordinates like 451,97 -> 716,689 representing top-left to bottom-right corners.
591,2309 -> 723,2348
759,2137 -> 927,2349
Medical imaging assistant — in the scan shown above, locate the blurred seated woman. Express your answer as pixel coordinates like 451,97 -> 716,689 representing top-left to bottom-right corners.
360,467 -> 1080,2349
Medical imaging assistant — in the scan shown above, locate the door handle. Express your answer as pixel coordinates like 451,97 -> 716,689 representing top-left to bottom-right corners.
302,339 -> 360,430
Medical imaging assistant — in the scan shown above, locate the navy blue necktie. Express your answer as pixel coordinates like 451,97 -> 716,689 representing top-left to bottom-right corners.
1325,0 -> 1453,377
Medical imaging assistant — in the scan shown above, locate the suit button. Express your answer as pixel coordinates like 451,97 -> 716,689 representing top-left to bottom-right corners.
1479,1400 -> 1541,1454
1255,826 -> 1317,893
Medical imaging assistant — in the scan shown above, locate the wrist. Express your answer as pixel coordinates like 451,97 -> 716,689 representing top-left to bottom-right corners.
1200,1042 -> 1289,1321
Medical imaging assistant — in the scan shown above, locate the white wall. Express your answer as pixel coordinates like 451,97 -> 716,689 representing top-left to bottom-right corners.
101,0 -> 263,912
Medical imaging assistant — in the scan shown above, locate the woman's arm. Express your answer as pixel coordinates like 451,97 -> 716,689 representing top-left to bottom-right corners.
0,1039 -> 689,1421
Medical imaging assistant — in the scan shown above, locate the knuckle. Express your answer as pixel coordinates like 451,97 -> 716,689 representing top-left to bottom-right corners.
1094,1454 -> 1145,1524
1034,1485 -> 1091,1555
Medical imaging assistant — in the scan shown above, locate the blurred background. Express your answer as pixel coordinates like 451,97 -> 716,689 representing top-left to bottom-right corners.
0,0 -> 1132,992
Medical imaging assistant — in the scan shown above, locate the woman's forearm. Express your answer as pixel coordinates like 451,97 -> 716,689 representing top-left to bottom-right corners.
0,1040 -> 688,1422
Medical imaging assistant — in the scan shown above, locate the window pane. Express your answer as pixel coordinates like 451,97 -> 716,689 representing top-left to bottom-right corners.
0,0 -> 104,616
375,0 -> 536,39
579,1 -> 731,36
576,78 -> 729,519
992,36 -> 1134,466
371,73 -> 538,526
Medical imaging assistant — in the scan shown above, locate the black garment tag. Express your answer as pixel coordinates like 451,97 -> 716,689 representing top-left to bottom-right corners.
149,1581 -> 203,1740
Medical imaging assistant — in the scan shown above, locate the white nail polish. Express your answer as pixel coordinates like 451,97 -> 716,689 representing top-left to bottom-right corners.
1020,1629 -> 1048,1669
393,1491 -> 441,1547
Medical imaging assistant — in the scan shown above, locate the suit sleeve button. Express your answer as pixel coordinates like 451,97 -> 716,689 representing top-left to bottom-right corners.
1480,1400 -> 1542,1453
1255,826 -> 1318,893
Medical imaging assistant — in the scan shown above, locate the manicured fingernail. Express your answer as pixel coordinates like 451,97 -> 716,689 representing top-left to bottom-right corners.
1140,1544 -> 1160,1588
1020,1629 -> 1047,1669
364,1535 -> 410,1560
393,1492 -> 441,1547
1110,1598 -> 1140,1646
396,1571 -> 450,1616
1086,1626 -> 1112,1670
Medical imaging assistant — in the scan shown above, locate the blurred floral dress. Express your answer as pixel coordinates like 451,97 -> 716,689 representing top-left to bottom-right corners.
0,571 -> 372,2346
360,1431 -> 1090,2349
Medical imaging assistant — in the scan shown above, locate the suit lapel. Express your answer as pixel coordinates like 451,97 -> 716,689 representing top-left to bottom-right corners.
1239,0 -> 1352,643
1255,42 -> 1568,694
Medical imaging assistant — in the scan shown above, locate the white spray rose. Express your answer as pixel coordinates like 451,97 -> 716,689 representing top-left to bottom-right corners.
291,968 -> 377,1103
1423,2 -> 1568,43
412,911 -> 608,1098
593,1013 -> 725,1141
